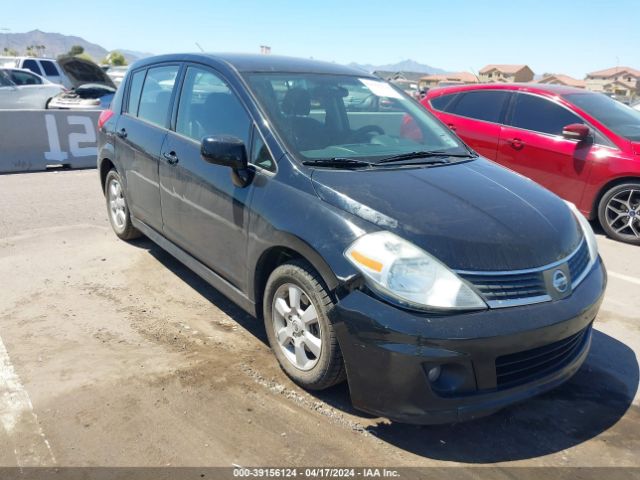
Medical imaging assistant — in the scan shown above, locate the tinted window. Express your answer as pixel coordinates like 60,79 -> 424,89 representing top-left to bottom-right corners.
0,70 -> 13,87
40,60 -> 59,76
564,92 -> 640,142
251,130 -> 275,171
137,65 -> 178,127
127,69 -> 146,115
22,59 -> 42,75
9,70 -> 42,85
429,93 -> 458,112
449,91 -> 510,123
176,66 -> 250,145
509,94 -> 582,136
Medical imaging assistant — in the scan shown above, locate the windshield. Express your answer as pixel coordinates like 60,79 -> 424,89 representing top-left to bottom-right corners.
564,92 -> 640,142
245,73 -> 470,163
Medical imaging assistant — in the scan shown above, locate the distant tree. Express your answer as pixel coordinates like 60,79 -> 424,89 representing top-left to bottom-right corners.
68,45 -> 84,56
3,47 -> 19,56
103,51 -> 127,66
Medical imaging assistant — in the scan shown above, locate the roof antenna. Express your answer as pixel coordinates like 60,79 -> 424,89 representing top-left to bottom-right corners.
195,42 -> 205,53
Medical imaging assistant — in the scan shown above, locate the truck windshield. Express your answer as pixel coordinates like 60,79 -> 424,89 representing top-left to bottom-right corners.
564,92 -> 640,142
245,73 -> 470,163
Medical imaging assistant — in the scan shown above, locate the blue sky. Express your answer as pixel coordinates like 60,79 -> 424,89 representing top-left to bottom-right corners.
2,0 -> 638,78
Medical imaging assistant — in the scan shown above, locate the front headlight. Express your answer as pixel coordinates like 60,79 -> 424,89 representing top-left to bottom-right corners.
344,231 -> 486,311
565,201 -> 598,267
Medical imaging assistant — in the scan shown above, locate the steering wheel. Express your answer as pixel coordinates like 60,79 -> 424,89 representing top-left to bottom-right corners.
349,125 -> 385,142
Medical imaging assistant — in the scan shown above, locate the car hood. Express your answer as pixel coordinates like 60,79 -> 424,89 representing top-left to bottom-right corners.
311,159 -> 583,271
57,56 -> 116,90
632,142 -> 640,155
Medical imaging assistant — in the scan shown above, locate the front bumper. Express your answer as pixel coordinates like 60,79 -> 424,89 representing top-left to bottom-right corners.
333,257 -> 606,424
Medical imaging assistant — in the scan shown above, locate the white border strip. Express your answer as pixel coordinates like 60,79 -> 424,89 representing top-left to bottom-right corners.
609,271 -> 640,286
0,336 -> 55,467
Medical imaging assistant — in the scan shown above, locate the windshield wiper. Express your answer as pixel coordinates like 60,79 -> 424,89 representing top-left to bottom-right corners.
376,150 -> 477,165
302,158 -> 374,168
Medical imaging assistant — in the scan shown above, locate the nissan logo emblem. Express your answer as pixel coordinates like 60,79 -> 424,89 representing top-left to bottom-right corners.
552,270 -> 569,293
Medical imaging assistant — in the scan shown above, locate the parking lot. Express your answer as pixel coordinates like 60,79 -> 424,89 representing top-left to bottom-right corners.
0,169 -> 638,468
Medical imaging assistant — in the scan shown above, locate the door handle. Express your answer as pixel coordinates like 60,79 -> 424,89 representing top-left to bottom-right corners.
509,138 -> 524,150
447,123 -> 457,131
162,151 -> 179,165
116,128 -> 127,139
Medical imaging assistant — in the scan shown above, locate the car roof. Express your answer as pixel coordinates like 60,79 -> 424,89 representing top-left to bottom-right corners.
427,82 -> 590,97
131,53 -> 376,77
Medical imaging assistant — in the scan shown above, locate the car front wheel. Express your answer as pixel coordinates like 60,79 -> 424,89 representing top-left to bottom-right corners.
598,182 -> 640,245
263,260 -> 346,390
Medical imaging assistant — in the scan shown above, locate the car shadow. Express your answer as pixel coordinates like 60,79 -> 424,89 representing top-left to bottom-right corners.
350,329 -> 639,462
130,237 -> 639,463
129,237 -> 268,344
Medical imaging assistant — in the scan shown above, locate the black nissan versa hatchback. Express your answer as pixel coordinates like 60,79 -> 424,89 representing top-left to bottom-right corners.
97,54 -> 606,424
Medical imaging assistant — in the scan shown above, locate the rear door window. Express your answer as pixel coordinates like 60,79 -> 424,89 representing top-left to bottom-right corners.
40,60 -> 59,76
448,90 -> 511,123
137,65 -> 179,127
508,93 -> 583,136
22,59 -> 42,75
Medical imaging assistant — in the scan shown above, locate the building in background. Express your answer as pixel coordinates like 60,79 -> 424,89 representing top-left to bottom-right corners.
373,71 -> 424,96
585,66 -> 640,99
537,74 -> 586,89
478,64 -> 534,83
419,72 -> 478,91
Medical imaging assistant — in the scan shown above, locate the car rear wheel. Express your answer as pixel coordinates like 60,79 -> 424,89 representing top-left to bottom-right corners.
104,169 -> 141,240
598,182 -> 640,245
263,260 -> 346,390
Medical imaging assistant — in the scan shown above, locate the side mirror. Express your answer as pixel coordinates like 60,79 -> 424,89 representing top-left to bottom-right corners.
562,123 -> 591,142
200,135 -> 252,187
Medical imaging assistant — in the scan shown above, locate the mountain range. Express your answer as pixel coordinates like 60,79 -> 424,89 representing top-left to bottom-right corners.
347,59 -> 447,74
0,30 -> 149,63
0,30 -> 447,74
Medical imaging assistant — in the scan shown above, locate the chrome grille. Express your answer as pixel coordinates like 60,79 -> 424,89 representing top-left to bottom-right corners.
457,239 -> 591,308
458,271 -> 546,302
568,240 -> 590,285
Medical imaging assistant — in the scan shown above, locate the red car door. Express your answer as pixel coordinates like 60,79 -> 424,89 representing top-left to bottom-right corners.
428,90 -> 511,160
496,93 -> 595,206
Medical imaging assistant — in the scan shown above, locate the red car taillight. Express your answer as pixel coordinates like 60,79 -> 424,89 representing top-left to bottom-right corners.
98,109 -> 114,129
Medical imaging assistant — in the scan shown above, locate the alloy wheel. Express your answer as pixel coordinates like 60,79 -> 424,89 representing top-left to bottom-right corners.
271,283 -> 322,371
605,189 -> 640,239
108,178 -> 127,230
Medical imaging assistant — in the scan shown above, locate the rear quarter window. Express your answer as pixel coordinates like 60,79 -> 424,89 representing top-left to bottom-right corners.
126,69 -> 146,116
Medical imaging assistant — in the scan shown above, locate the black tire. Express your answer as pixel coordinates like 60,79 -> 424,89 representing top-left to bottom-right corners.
598,182 -> 640,245
104,169 -> 142,241
263,260 -> 346,390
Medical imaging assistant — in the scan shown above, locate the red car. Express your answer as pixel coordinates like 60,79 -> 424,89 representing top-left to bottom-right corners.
422,83 -> 640,244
